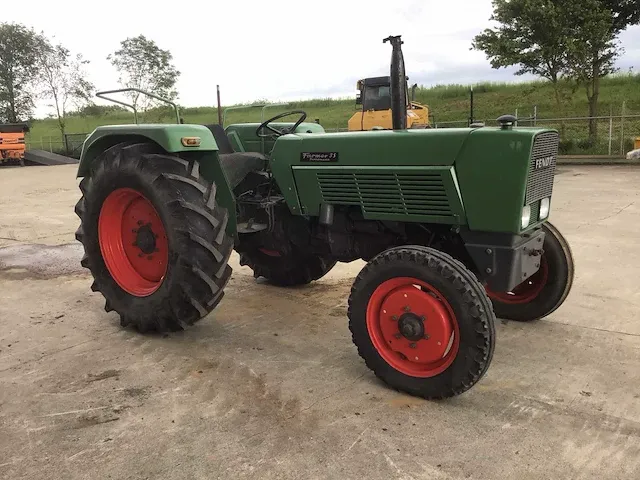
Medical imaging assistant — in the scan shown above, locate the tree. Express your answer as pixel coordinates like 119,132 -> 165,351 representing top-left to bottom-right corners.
0,23 -> 45,123
107,35 -> 180,112
471,0 -> 570,112
563,0 -> 640,139
37,42 -> 94,139
473,0 -> 640,139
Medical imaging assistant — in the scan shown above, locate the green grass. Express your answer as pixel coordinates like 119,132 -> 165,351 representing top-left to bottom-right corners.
27,73 -> 640,156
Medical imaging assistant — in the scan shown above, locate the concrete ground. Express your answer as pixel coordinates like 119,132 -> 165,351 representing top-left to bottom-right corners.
1,164 -> 639,480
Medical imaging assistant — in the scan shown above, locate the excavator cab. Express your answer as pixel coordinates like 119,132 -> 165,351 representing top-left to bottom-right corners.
348,76 -> 430,131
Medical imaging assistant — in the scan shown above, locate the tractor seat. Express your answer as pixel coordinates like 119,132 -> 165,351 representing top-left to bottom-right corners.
204,124 -> 267,189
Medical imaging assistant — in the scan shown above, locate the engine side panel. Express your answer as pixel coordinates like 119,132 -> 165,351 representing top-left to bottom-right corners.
270,128 -> 472,216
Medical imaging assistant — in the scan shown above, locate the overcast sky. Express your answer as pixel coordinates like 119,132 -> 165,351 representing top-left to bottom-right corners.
6,0 -> 640,117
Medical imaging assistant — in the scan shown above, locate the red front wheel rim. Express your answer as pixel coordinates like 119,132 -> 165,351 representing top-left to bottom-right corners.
98,188 -> 169,297
366,277 -> 460,378
486,256 -> 549,304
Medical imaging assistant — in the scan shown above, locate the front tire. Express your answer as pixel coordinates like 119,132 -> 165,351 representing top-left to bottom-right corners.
486,222 -> 574,322
75,141 -> 233,332
348,245 -> 496,399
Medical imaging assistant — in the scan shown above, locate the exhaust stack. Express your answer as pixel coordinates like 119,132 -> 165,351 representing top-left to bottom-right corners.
383,35 -> 407,130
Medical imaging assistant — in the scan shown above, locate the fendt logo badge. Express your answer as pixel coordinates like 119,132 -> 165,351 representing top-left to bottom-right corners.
535,156 -> 554,170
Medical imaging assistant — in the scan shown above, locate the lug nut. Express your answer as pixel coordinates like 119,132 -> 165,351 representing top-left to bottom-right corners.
409,343 -> 417,349
486,248 -> 492,254
403,306 -> 411,312
424,334 -> 430,340
391,315 -> 398,321
486,267 -> 492,274
420,316 -> 425,321
394,334 -> 402,339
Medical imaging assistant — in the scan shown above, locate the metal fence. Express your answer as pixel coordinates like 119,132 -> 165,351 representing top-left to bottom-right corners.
25,133 -> 89,159
26,136 -> 66,155
430,112 -> 640,157
26,112 -> 640,159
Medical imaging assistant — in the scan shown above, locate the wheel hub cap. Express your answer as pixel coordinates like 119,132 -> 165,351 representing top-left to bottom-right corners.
398,313 -> 425,341
133,223 -> 157,255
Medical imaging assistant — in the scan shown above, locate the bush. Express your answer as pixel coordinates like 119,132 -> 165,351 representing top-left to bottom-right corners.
558,140 -> 574,155
577,138 -> 596,150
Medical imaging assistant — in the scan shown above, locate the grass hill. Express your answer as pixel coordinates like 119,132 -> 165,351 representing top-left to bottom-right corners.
26,73 -> 640,156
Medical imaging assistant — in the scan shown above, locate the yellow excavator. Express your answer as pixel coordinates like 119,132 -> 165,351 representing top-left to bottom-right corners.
347,76 -> 431,131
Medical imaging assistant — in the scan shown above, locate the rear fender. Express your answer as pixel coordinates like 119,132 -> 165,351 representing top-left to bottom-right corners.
76,124 -> 219,177
76,124 -> 238,238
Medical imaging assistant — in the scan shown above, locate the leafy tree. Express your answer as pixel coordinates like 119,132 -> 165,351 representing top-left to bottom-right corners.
563,0 -> 640,138
37,42 -> 94,138
0,23 -> 45,123
473,0 -> 640,138
107,35 -> 180,112
472,0 -> 570,111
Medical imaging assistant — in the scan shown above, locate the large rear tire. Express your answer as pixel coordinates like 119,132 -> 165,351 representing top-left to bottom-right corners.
75,141 -> 233,332
486,222 -> 574,322
348,245 -> 496,399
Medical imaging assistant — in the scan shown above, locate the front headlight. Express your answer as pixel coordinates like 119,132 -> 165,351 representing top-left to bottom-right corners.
521,205 -> 531,229
540,197 -> 550,219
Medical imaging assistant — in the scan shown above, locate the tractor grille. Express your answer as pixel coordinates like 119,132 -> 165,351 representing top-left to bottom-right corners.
317,172 -> 452,217
525,131 -> 559,205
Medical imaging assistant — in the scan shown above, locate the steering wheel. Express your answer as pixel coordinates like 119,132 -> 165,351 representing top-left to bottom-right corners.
256,110 -> 307,138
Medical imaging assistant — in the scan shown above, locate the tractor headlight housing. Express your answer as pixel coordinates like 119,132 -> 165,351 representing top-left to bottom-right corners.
539,197 -> 550,219
521,205 -> 531,229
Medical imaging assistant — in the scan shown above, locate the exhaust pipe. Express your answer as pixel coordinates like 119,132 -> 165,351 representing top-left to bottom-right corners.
383,35 -> 407,130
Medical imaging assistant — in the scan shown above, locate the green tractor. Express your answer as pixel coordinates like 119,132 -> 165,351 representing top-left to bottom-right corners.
74,35 -> 574,399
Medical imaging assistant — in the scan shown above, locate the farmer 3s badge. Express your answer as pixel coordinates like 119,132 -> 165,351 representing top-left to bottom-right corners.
301,152 -> 339,162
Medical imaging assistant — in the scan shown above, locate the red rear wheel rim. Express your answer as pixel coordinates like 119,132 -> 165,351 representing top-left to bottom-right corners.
366,277 -> 460,378
98,188 -> 168,297
486,256 -> 549,304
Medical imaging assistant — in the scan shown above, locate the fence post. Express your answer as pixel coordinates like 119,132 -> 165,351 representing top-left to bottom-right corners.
49,136 -> 52,153
620,101 -> 626,155
608,107 -> 613,156
533,106 -> 537,126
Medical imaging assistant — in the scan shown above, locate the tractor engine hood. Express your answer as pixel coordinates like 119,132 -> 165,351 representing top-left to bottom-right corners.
270,125 -> 559,234
272,128 -> 474,167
